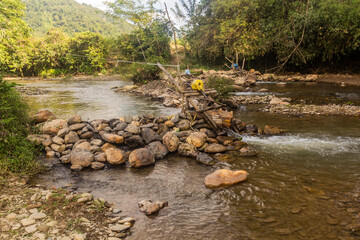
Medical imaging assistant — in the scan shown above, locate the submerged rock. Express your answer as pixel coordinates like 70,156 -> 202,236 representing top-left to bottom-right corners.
204,169 -> 248,189
264,125 -> 281,135
129,148 -> 155,167
196,153 -> 215,166
138,200 -> 168,215
239,146 -> 258,157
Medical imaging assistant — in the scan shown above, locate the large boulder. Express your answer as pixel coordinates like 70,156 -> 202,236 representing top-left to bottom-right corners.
105,148 -> 125,165
177,143 -> 198,157
33,110 -> 56,123
102,134 -> 124,144
204,144 -> 227,153
146,141 -> 168,160
41,119 -> 68,135
141,128 -> 160,144
129,148 -> 155,167
162,132 -> 180,152
70,149 -> 94,168
204,169 -> 248,189
186,132 -> 207,148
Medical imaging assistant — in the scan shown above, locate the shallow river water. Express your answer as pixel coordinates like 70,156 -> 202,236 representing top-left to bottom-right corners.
15,78 -> 360,239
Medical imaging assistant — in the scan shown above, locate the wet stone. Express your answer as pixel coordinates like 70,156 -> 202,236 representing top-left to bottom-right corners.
109,224 -> 130,233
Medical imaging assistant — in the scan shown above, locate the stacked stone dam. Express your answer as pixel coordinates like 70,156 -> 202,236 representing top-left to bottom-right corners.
28,110 -> 262,173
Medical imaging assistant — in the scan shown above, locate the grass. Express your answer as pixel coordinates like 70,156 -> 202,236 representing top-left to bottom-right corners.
0,77 -> 42,176
207,76 -> 236,97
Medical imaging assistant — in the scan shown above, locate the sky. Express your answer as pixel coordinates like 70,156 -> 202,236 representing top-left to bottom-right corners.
74,0 -> 177,13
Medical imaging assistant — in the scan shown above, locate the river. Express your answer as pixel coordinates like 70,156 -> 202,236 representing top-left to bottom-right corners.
16,78 -> 360,239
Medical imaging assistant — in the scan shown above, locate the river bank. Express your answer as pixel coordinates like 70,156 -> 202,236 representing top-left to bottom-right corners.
0,173 -> 135,240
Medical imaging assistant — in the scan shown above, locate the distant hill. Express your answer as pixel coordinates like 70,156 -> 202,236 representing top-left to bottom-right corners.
23,0 -> 131,37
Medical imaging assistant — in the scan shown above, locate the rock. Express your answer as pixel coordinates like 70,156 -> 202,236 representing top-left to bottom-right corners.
162,132 -> 180,152
196,153 -> 215,166
125,135 -> 145,148
164,120 -> 175,127
71,164 -> 83,171
186,132 -> 207,148
171,113 -> 180,123
21,218 -> 36,226
95,152 -> 106,162
118,217 -> 135,224
105,148 -> 126,165
25,224 -> 37,233
113,122 -> 127,131
41,119 -> 68,135
80,131 -> 93,139
204,169 -> 248,189
91,162 -> 105,170
70,149 -> 94,167
177,143 -> 198,157
73,234 -> 86,240
217,136 -> 236,144
37,224 -> 50,233
245,124 -> 258,134
101,143 -> 116,152
305,74 -> 318,81
269,97 -> 283,105
64,131 -> 79,144
6,213 -> 17,220
264,125 -> 280,135
109,224 -> 130,232
129,148 -> 155,167
91,139 -> 102,146
33,110 -> 56,123
177,120 -> 191,131
204,144 -> 227,153
102,134 -> 124,144
138,200 -> 168,215
57,127 -> 70,138
27,134 -> 49,145
68,115 -> 82,125
52,136 -> 64,145
60,154 -> 70,164
30,212 -> 46,220
239,147 -> 258,157
141,128 -> 160,144
258,88 -> 268,92
124,124 -> 140,134
69,123 -> 87,131
46,151 -> 56,158
74,141 -> 91,151
42,137 -> 52,147
146,141 -> 168,160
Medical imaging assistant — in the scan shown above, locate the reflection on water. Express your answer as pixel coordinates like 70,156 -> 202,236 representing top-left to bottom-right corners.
21,79 -> 360,240
15,78 -> 179,119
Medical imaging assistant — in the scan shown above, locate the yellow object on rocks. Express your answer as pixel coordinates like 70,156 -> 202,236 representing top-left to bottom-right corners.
191,79 -> 205,91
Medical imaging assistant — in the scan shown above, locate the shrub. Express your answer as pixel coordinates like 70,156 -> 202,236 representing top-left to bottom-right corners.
0,78 -> 42,175
207,76 -> 235,97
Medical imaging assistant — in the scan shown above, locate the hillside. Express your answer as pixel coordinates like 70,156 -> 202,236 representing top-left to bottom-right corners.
23,0 -> 131,37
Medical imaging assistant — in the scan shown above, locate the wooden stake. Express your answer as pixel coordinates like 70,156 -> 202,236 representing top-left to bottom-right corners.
236,53 -> 239,66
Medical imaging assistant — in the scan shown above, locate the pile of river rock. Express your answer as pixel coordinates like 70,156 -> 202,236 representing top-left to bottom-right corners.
28,110 -> 280,188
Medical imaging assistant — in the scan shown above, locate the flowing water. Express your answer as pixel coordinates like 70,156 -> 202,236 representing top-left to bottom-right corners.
15,78 -> 360,239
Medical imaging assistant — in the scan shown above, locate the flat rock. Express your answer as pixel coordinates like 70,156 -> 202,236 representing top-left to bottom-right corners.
91,162 -> 105,170
109,224 -> 130,232
69,123 -> 87,131
21,218 -> 36,226
41,119 -> 68,135
25,224 -> 37,233
29,212 -> 46,220
204,143 -> 227,153
102,134 -> 124,144
204,169 -> 248,189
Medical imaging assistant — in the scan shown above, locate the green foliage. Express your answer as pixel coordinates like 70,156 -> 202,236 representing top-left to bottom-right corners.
207,76 -> 235,97
23,0 -> 131,37
0,78 -> 41,175
130,56 -> 164,83
180,0 -> 360,71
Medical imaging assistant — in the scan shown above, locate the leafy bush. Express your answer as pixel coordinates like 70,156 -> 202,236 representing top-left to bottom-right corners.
208,76 -> 235,97
0,78 -> 42,175
129,56 -> 164,84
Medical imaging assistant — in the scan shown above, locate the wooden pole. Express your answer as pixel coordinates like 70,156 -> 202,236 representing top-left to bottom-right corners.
236,53 -> 239,66
157,62 -> 183,93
